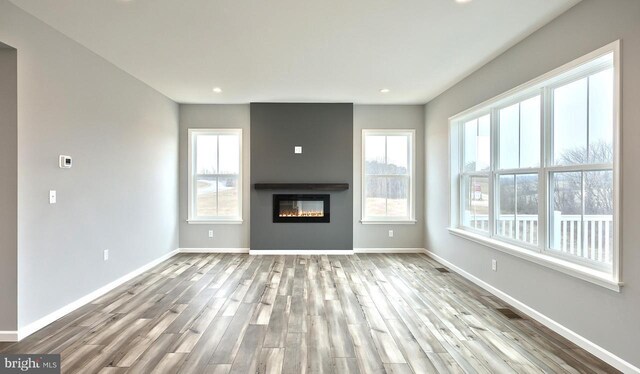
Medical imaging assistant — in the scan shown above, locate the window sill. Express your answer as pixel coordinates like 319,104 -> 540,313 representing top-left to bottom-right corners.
360,220 -> 417,225
187,219 -> 243,225
447,227 -> 622,292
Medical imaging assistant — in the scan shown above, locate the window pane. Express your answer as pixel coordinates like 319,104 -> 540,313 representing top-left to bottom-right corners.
520,96 -> 541,168
387,176 -> 409,217
549,172 -> 583,255
462,175 -> 489,231
477,115 -> 491,171
196,176 -> 217,217
550,170 -> 613,265
219,134 -> 240,174
588,69 -> 614,163
387,136 -> 409,175
553,78 -> 588,165
499,104 -> 519,170
364,132 -> 413,219
217,176 -> 240,216
584,170 -> 613,215
365,176 -> 387,217
516,174 -> 539,246
463,115 -> 490,172
496,174 -> 538,245
584,170 -> 613,263
196,135 -> 217,174
365,135 -> 386,174
463,119 -> 477,172
497,175 -> 515,238
499,97 -> 540,170
477,115 -> 490,171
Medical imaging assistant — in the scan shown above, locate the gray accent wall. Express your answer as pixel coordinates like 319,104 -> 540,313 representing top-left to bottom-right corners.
0,43 -> 17,332
0,1 -> 179,329
353,105 -> 425,249
251,103 -> 353,250
425,0 -> 640,367
179,104 -> 251,249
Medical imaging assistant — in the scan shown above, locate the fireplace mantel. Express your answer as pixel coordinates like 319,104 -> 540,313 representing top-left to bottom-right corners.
254,183 -> 349,191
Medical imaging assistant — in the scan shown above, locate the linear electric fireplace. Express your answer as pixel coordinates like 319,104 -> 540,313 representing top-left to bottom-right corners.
273,194 -> 330,223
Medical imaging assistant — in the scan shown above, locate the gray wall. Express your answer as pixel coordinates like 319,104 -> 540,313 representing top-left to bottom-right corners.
179,104 -> 251,249
425,0 -> 640,367
178,104 -> 424,250
0,43 -> 17,332
251,103 -> 353,250
353,105 -> 425,249
0,1 -> 179,328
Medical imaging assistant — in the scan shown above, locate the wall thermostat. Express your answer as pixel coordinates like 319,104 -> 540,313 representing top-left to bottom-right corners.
59,155 -> 72,169
294,146 -> 303,154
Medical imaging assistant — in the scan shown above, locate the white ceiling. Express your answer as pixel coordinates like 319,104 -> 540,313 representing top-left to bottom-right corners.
10,0 -> 579,104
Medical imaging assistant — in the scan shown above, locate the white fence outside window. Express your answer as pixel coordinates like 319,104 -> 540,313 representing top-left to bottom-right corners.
465,213 -> 613,264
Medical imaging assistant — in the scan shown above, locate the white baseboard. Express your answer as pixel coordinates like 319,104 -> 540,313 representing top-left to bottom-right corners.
180,248 -> 426,255
424,249 -> 639,374
249,249 -> 354,255
0,331 -> 18,342
354,247 -> 425,254
17,248 -> 180,341
180,248 -> 250,254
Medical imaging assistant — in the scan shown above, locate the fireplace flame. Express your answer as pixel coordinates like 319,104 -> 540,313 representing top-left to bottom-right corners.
279,210 -> 324,217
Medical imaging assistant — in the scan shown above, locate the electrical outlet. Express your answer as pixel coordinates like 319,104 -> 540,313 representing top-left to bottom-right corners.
388,230 -> 394,238
492,259 -> 497,272
208,230 -> 214,238
49,190 -> 57,204
104,249 -> 109,261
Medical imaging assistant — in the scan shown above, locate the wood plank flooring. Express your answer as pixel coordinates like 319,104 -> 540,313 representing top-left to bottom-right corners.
1,253 -> 620,373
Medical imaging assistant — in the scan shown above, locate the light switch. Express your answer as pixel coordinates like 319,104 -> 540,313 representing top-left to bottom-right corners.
49,190 -> 57,204
294,146 -> 303,154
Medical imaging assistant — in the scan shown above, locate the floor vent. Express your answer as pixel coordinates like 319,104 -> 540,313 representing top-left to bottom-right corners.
435,268 -> 450,273
496,308 -> 523,319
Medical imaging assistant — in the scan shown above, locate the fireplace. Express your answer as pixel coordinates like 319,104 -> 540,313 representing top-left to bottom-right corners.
273,194 -> 330,223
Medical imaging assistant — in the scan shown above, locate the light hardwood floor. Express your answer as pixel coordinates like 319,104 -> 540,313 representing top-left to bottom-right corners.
1,253 -> 619,373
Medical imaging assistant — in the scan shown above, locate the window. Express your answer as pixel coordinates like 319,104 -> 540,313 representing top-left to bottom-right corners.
188,129 -> 242,223
460,114 -> 490,232
449,42 -> 620,288
495,95 -> 541,246
362,130 -> 415,223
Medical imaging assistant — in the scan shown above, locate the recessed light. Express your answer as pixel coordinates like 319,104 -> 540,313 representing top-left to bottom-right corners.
379,88 -> 390,93
212,87 -> 222,93
455,0 -> 472,3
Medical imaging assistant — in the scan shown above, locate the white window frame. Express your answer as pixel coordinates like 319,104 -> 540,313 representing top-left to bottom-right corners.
448,41 -> 621,291
187,128 -> 243,224
361,129 -> 416,224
